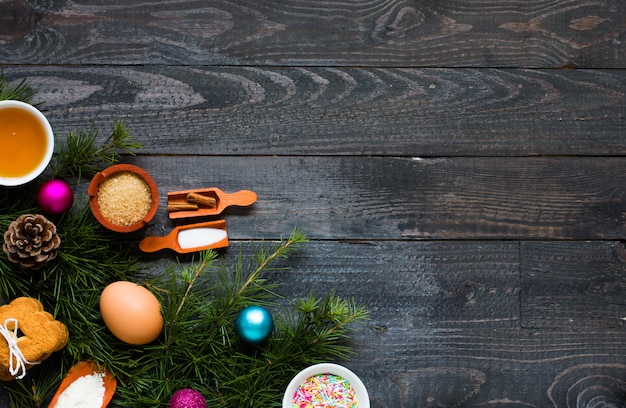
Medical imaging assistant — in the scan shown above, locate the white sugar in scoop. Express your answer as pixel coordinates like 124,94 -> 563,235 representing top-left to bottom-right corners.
177,227 -> 228,249
138,220 -> 230,254
55,372 -> 106,408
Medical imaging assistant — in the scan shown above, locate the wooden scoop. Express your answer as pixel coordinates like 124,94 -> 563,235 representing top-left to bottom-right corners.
138,220 -> 228,254
48,361 -> 116,408
167,187 -> 257,219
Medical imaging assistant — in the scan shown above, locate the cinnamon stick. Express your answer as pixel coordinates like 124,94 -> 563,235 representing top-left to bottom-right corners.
167,203 -> 199,212
186,192 -> 217,208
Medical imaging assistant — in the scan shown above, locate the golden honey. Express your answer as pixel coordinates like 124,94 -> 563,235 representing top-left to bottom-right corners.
0,106 -> 49,178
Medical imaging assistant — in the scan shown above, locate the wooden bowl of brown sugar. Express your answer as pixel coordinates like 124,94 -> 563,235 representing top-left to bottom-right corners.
88,164 -> 159,233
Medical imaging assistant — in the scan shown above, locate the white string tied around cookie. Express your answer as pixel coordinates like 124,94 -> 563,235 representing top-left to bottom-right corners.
0,318 -> 40,379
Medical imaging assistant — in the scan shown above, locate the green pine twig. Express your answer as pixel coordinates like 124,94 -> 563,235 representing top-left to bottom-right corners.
232,227 -> 307,307
0,71 -> 39,105
51,121 -> 144,180
106,229 -> 367,407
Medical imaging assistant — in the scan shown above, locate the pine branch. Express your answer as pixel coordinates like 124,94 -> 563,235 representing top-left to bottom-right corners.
0,71 -> 39,105
232,227 -> 307,306
170,250 -> 218,327
51,121 -> 144,180
104,229 -> 368,408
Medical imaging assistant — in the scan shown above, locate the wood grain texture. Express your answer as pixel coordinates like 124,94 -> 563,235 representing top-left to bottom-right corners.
0,0 -> 624,68
198,240 -> 624,408
105,155 -> 626,241
3,66 -> 625,156
355,329 -> 626,408
521,241 -> 626,330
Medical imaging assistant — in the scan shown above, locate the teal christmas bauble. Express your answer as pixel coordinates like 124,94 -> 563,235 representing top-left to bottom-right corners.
235,306 -> 274,344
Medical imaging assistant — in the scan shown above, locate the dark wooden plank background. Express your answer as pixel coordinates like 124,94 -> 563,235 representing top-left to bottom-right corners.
1,66 -> 626,156
1,0 -> 625,68
1,0 -> 625,407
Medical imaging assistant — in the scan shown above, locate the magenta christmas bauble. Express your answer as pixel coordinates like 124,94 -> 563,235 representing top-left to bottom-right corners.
38,179 -> 74,215
169,388 -> 206,408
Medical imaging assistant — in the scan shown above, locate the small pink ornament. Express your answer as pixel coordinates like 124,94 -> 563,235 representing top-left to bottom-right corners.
38,179 -> 74,215
169,388 -> 206,408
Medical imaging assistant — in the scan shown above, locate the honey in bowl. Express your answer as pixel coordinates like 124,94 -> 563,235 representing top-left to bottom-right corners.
0,100 -> 54,186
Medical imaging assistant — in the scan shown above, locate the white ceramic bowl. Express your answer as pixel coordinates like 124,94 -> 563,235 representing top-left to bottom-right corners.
283,363 -> 369,408
0,100 -> 54,186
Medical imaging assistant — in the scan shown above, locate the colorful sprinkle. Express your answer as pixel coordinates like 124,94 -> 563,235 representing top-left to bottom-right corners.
292,373 -> 358,407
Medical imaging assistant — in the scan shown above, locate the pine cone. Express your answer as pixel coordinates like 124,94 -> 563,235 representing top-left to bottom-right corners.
3,214 -> 61,270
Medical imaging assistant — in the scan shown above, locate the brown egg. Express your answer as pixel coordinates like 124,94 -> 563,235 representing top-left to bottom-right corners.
100,281 -> 164,345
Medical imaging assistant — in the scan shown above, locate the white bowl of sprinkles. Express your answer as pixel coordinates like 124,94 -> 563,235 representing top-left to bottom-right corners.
283,363 -> 369,408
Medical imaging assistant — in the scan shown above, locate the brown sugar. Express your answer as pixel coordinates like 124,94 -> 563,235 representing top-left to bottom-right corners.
97,171 -> 152,226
